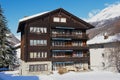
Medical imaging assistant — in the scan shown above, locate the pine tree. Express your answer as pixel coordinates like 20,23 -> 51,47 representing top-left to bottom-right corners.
0,5 -> 17,70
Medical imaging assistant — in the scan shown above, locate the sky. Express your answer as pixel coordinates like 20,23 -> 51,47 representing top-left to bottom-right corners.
0,0 -> 119,38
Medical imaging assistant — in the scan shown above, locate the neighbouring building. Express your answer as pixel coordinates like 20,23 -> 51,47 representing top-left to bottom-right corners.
17,8 -> 94,75
88,35 -> 120,72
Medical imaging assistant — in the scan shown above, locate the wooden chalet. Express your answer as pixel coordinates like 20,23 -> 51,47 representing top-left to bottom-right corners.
17,8 -> 94,75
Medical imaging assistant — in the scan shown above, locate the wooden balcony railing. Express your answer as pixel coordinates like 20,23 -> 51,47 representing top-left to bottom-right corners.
51,46 -> 89,50
51,57 -> 89,62
51,33 -> 88,39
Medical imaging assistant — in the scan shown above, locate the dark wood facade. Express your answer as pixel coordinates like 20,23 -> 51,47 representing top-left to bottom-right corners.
17,8 -> 94,70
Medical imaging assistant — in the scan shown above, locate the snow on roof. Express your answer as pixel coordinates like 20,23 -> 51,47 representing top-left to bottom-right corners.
87,33 -> 120,44
19,11 -> 49,22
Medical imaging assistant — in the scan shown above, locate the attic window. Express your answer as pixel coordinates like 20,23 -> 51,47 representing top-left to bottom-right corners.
53,17 -> 59,22
61,18 -> 66,23
53,17 -> 66,23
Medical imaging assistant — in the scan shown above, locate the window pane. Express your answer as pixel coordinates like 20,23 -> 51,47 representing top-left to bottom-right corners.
45,65 -> 48,71
45,52 -> 47,58
36,28 -> 39,33
53,17 -> 59,22
34,40 -> 37,46
34,27 -> 37,33
30,27 -> 34,32
41,28 -> 44,33
29,65 -> 34,72
43,28 -> 47,33
41,52 -> 44,58
30,40 -> 33,46
30,52 -> 33,58
34,52 -> 37,58
43,40 -> 47,45
37,52 -> 41,58
61,18 -> 66,23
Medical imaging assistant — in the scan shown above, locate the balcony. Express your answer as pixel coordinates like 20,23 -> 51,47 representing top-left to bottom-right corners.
51,41 -> 88,50
51,57 -> 89,62
51,46 -> 89,50
51,29 -> 88,39
51,33 -> 88,39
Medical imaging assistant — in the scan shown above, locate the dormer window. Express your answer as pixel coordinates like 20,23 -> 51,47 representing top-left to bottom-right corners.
53,17 -> 66,23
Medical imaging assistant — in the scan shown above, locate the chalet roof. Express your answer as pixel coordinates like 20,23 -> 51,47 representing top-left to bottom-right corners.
19,11 -> 49,22
17,8 -> 94,33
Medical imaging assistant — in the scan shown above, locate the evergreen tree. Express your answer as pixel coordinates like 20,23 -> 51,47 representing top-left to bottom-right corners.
0,5 -> 17,69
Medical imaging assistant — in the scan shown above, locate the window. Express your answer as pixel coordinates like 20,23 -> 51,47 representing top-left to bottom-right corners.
33,40 -> 37,46
29,64 -> 48,72
30,40 -> 34,46
29,65 -> 34,72
30,27 -> 34,32
30,52 -> 47,58
102,53 -> 104,57
61,18 -> 66,23
30,27 -> 47,34
53,17 -> 59,22
73,51 -> 83,57
34,52 -> 37,58
30,40 -> 47,46
30,52 -> 34,58
53,17 -> 66,23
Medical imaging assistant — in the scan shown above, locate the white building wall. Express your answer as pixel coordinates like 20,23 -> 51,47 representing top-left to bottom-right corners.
90,48 -> 105,70
90,47 -> 117,72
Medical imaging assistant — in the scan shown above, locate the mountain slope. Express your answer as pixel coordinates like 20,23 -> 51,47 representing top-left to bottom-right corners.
87,3 -> 120,43
7,33 -> 20,46
88,3 -> 120,22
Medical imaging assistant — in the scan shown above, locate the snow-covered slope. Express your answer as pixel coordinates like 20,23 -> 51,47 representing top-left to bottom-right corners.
7,33 -> 20,46
87,3 -> 120,44
88,3 -> 120,22
87,33 -> 120,44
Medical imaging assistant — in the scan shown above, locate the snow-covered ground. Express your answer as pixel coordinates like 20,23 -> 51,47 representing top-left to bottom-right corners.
38,71 -> 120,80
0,70 -> 120,80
